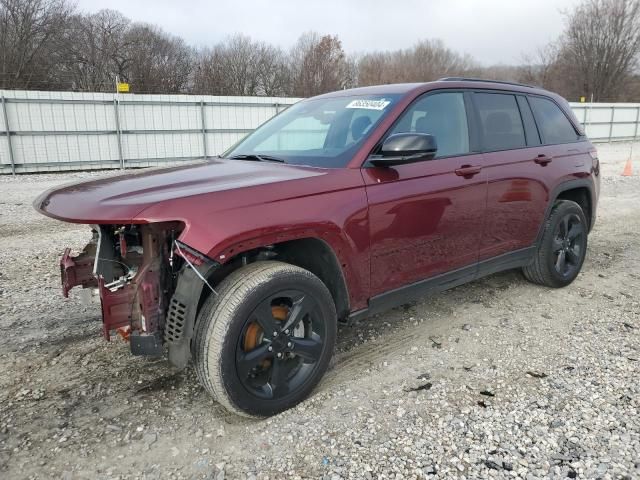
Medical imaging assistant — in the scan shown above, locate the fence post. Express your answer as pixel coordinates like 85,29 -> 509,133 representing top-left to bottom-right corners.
634,106 -> 640,141
1,94 -> 16,175
113,98 -> 124,169
200,100 -> 207,158
608,105 -> 615,143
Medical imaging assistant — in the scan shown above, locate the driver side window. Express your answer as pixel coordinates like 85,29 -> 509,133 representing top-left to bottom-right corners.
389,92 -> 470,158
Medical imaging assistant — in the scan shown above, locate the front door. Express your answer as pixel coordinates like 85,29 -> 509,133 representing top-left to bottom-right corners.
362,91 -> 487,298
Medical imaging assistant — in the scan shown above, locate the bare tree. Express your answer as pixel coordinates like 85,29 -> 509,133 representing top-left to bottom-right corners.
255,43 -> 290,96
219,34 -> 261,95
411,39 -> 476,80
192,35 -> 289,96
518,43 -> 562,88
357,39 -> 476,86
356,51 -> 389,85
125,23 -> 193,93
0,0 -> 73,89
561,0 -> 640,101
192,47 -> 227,95
3,0 -> 637,100
58,10 -> 132,91
290,32 -> 350,96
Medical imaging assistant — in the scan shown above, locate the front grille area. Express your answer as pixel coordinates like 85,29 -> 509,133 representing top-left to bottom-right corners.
165,297 -> 187,343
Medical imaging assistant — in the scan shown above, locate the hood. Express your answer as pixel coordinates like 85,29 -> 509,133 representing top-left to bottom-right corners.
34,159 -> 326,224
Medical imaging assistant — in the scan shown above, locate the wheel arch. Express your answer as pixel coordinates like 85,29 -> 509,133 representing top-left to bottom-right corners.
166,235 -> 351,369
537,178 -> 596,244
556,186 -> 592,230
201,237 -> 351,321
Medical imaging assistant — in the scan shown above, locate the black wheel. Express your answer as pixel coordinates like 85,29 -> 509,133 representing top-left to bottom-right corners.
523,199 -> 588,288
193,261 -> 336,417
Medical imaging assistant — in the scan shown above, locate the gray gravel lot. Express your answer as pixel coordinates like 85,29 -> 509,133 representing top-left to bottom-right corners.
0,147 -> 639,480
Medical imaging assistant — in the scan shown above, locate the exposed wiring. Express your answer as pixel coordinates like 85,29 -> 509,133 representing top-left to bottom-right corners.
174,241 -> 218,296
97,257 -> 133,275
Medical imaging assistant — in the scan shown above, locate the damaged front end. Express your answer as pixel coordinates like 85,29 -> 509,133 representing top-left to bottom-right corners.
60,222 -> 216,361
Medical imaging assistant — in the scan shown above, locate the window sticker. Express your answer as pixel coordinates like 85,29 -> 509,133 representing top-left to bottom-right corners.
346,99 -> 391,110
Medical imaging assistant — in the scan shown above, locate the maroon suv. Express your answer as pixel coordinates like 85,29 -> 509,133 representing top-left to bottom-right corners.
34,78 -> 600,417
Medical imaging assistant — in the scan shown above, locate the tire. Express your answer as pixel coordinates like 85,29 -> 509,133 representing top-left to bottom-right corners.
523,199 -> 588,288
193,261 -> 337,417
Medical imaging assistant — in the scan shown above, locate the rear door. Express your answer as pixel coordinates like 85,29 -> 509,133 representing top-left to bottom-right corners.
470,91 -> 549,261
363,91 -> 487,297
527,95 -> 591,186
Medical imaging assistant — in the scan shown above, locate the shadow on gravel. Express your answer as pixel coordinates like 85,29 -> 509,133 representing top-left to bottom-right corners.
334,268 -> 528,354
44,329 -> 100,347
134,371 -> 186,394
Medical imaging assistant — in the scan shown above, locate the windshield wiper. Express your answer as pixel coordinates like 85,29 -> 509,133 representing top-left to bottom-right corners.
229,154 -> 286,163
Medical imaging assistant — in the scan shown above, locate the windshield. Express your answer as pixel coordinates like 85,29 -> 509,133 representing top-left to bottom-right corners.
223,94 -> 402,168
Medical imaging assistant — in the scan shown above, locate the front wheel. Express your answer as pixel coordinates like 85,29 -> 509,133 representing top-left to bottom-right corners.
193,261 -> 337,417
523,199 -> 588,288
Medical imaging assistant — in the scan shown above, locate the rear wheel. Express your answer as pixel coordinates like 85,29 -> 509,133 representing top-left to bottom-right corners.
523,199 -> 588,288
193,261 -> 336,417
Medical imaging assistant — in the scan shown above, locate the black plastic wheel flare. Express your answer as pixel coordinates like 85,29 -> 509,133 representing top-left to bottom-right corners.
235,289 -> 325,400
552,213 -> 584,277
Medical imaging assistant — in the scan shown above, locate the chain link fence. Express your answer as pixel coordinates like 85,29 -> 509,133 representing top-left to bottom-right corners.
1,90 -> 638,174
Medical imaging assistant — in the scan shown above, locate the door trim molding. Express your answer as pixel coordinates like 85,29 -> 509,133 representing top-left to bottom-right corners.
349,246 -> 536,323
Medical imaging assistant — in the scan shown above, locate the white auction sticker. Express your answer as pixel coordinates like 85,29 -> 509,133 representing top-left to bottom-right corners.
346,99 -> 391,110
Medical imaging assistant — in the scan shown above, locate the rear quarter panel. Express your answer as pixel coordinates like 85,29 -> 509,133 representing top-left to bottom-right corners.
538,140 -> 598,228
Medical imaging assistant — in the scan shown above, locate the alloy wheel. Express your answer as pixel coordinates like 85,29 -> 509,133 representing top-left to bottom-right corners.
551,212 -> 585,278
235,289 -> 325,400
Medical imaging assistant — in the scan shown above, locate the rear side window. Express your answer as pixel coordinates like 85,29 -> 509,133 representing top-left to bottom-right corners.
528,96 -> 578,144
387,92 -> 469,158
474,93 -> 526,151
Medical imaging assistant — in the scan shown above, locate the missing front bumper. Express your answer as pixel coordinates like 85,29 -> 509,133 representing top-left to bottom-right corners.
59,225 -> 173,348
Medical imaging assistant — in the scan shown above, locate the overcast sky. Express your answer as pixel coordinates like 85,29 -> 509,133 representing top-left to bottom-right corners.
73,0 -> 581,65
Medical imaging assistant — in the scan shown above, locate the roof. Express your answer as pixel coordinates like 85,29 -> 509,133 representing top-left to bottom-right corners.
314,78 -> 551,99
312,83 -> 425,98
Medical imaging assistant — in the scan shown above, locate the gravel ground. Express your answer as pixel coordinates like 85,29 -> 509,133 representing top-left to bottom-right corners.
0,146 -> 639,480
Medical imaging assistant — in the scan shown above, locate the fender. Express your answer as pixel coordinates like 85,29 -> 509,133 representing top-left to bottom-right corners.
135,167 -> 372,311
202,225 -> 364,312
166,230 -> 355,369
170,203 -> 371,312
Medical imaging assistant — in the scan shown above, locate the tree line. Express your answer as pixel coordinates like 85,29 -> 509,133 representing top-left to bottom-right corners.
1,0 -> 639,101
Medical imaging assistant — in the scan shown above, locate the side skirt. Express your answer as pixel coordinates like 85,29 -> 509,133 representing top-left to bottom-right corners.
349,246 -> 536,323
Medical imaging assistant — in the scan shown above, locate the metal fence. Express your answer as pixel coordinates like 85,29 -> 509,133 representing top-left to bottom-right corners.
0,90 -> 301,174
1,89 -> 639,174
571,102 -> 640,142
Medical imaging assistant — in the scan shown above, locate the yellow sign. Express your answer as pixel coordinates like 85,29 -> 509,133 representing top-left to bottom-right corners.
579,96 -> 586,103
117,82 -> 130,93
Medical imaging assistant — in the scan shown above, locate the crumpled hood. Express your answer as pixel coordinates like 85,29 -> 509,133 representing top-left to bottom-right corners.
34,159 -> 326,224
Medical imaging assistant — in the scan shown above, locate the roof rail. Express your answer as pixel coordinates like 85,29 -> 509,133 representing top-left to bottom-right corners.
438,77 -> 537,89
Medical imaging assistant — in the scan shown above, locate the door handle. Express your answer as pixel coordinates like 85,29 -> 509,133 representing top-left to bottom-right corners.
455,165 -> 482,177
534,154 -> 553,166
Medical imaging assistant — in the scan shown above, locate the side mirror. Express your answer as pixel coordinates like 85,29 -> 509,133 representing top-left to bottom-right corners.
369,133 -> 438,167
